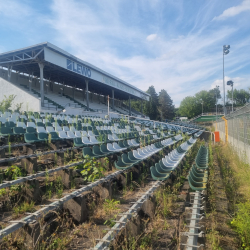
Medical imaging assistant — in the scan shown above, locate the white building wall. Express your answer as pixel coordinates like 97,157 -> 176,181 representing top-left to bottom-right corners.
0,77 -> 41,112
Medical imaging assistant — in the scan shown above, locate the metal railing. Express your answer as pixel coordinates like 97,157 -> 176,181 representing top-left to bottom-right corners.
216,103 -> 250,164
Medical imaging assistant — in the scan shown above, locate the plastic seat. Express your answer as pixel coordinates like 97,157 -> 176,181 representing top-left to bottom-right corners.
82,147 -> 96,158
26,127 -> 36,133
92,145 -> 107,158
49,132 -> 61,141
37,127 -> 47,133
74,131 -> 82,138
113,142 -> 126,151
0,127 -> 13,136
24,133 -> 39,143
54,125 -> 63,132
82,136 -> 93,145
16,122 -> 26,129
66,131 -> 76,138
100,144 -> 112,155
37,132 -> 49,141
74,137 -> 84,147
63,126 -> 70,132
107,143 -> 119,152
46,126 -> 55,133
0,117 -> 7,124
150,166 -> 170,181
188,172 -> 206,191
13,127 -> 26,135
58,131 -> 68,139
115,156 -> 131,169
89,136 -> 101,144
5,121 -> 16,128
27,122 -> 36,128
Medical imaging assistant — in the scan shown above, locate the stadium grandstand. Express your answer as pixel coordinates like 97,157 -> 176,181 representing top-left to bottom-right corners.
0,42 -> 207,249
0,42 -> 150,118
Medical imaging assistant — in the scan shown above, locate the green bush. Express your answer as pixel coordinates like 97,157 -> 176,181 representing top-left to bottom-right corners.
231,202 -> 250,249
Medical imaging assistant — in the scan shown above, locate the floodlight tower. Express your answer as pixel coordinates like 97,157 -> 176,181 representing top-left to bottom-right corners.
227,80 -> 234,112
223,45 -> 230,115
215,85 -> 219,120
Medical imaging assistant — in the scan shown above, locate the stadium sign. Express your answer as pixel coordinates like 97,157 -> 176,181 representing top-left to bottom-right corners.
44,46 -> 149,101
66,59 -> 91,78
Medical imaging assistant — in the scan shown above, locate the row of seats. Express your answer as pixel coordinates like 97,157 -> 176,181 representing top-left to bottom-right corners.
150,137 -> 197,180
115,137 -> 180,169
188,145 -> 208,191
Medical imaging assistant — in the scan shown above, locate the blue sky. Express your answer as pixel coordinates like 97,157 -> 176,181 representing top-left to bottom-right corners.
0,0 -> 250,106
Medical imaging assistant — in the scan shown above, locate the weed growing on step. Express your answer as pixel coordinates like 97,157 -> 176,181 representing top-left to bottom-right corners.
13,201 -> 35,218
103,199 -> 120,215
80,155 -> 105,182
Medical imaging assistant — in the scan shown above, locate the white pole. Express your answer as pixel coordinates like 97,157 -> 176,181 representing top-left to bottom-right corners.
108,95 -> 109,118
232,84 -> 234,112
223,48 -> 226,115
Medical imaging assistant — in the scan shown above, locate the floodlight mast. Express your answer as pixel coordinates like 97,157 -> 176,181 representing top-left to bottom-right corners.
223,45 -> 230,115
227,80 -> 234,112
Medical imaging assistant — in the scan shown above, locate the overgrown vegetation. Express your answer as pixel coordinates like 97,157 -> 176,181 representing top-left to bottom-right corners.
215,142 -> 250,249
0,94 -> 22,112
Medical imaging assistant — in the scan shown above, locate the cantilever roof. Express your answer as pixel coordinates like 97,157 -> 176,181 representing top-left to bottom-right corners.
0,42 -> 150,101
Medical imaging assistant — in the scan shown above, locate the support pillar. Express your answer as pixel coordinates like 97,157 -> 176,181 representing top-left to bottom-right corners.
7,65 -> 12,82
85,80 -> 89,111
82,89 -> 85,101
129,95 -> 131,116
112,89 -> 115,110
38,63 -> 44,107
28,74 -> 33,91
141,100 -> 143,114
73,87 -> 75,100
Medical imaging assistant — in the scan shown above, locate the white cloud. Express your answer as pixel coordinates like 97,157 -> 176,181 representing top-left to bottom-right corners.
46,0 -> 250,106
210,76 -> 250,104
146,34 -> 157,41
213,0 -> 250,21
1,0 -> 249,107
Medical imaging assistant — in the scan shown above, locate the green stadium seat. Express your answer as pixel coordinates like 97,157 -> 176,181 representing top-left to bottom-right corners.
13,127 -> 26,135
0,127 -> 13,136
49,132 -> 61,141
150,166 -> 170,181
5,121 -> 16,128
92,145 -> 107,158
24,133 -> 39,143
73,137 -> 84,147
114,156 -> 131,169
83,147 -> 96,158
26,127 -> 36,133
37,132 -> 48,141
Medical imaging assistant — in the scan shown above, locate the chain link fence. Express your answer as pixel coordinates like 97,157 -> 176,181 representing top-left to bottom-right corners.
216,103 -> 250,164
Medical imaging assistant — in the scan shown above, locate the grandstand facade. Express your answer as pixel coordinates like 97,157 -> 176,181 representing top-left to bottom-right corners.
0,42 -> 150,118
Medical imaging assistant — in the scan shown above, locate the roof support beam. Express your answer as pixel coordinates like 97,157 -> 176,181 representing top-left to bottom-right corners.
129,95 -> 131,116
38,63 -> 44,107
112,89 -> 114,110
85,79 -> 89,111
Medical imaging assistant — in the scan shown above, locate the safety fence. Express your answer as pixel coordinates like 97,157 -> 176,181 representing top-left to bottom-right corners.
216,103 -> 250,165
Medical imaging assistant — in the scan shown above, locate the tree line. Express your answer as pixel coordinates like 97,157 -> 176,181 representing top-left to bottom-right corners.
130,86 -> 175,121
177,87 -> 250,119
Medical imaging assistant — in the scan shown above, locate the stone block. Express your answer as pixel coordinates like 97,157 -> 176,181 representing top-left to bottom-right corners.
141,198 -> 156,218
23,221 -> 40,249
63,193 -> 88,223
21,157 -> 38,174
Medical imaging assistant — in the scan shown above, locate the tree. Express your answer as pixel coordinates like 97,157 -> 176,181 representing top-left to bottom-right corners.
158,89 -> 175,121
178,87 -> 222,118
144,86 -> 159,120
227,88 -> 250,106
178,96 -> 199,119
